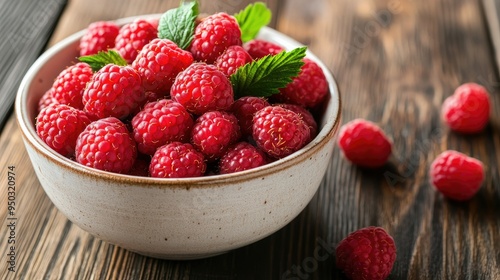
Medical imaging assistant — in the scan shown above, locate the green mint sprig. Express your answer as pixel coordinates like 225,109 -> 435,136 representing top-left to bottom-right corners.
234,2 -> 272,43
79,50 -> 128,72
230,47 -> 307,98
158,0 -> 199,49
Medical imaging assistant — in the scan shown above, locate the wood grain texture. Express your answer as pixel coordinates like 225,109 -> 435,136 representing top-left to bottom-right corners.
1,0 -> 500,279
0,0 -> 67,131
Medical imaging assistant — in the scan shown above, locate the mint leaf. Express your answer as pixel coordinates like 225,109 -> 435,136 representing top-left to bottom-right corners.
158,1 -> 199,49
79,50 -> 128,72
230,47 -> 307,98
235,2 -> 272,43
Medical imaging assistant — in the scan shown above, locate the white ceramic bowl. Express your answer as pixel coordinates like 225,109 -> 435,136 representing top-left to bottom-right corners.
15,15 -> 341,260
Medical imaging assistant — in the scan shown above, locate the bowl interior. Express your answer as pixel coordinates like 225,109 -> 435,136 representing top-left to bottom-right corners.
16,20 -> 341,185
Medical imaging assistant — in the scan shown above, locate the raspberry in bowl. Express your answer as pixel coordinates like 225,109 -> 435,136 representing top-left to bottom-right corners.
15,9 -> 341,260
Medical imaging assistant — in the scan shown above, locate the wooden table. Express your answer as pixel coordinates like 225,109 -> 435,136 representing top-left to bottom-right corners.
1,0 -> 499,279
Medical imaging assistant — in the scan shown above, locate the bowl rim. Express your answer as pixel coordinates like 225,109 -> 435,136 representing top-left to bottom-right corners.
15,14 -> 342,188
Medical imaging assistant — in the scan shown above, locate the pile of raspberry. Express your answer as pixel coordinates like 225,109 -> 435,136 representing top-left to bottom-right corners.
35,13 -> 329,178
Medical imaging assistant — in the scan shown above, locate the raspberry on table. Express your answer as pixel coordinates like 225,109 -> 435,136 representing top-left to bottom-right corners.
75,117 -> 137,174
132,38 -> 194,95
337,119 -> 392,168
276,58 -> 329,108
50,62 -> 93,110
214,45 -> 253,76
243,39 -> 284,59
149,142 -> 206,178
252,106 -> 310,159
115,18 -> 157,63
190,111 -> 241,160
171,63 -> 234,115
79,21 -> 120,56
230,96 -> 270,138
219,142 -> 267,174
36,104 -> 91,157
442,82 -> 491,134
430,150 -> 484,201
189,12 -> 242,63
276,103 -> 318,141
336,226 -> 397,280
82,64 -> 145,120
132,99 -> 194,155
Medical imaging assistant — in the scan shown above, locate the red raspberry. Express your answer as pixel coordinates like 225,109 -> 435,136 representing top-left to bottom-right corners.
38,89 -> 57,113
276,58 -> 328,108
243,39 -> 284,59
79,21 -> 120,56
149,142 -> 206,178
276,103 -> 318,141
336,226 -> 397,280
189,12 -> 242,63
252,106 -> 310,159
143,91 -> 165,104
442,83 -> 491,134
171,63 -> 234,115
36,104 -> 91,157
191,111 -> 241,160
337,119 -> 392,168
219,142 -> 267,174
132,38 -> 194,94
115,19 -> 157,63
430,150 -> 484,201
131,99 -> 194,155
230,96 -> 270,138
75,117 -> 137,174
82,64 -> 145,120
50,62 -> 93,110
214,45 -> 253,76
146,18 -> 159,30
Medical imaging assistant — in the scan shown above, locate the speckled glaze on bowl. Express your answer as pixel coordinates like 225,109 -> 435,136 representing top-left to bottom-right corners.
15,15 -> 341,260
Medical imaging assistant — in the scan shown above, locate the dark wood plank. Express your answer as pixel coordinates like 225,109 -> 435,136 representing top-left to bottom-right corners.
483,0 -> 500,73
0,0 -> 68,131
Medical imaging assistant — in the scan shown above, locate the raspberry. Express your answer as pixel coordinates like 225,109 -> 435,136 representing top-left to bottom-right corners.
171,63 -> 234,115
336,226 -> 397,280
214,45 -> 253,76
132,99 -> 194,155
337,119 -> 392,168
50,62 -> 93,110
191,111 -> 241,160
146,18 -> 159,30
36,104 -> 91,157
442,82 -> 491,134
243,39 -> 284,59
115,19 -> 157,63
75,117 -> 137,174
189,12 -> 242,63
219,142 -> 267,174
149,142 -> 206,178
38,89 -> 57,113
79,21 -> 120,56
132,38 -> 194,94
230,96 -> 270,138
276,58 -> 328,108
430,150 -> 484,201
252,106 -> 310,159
276,103 -> 318,141
82,64 -> 145,120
